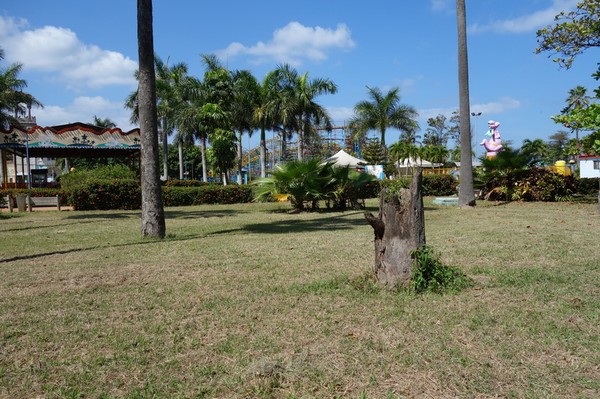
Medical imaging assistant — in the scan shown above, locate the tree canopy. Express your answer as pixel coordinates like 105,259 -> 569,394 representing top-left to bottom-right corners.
535,0 -> 600,69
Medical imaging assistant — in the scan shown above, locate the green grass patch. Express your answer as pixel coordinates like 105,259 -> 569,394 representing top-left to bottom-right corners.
0,200 -> 599,398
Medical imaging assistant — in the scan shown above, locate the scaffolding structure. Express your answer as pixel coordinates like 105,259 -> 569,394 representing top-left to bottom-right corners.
242,126 -> 353,177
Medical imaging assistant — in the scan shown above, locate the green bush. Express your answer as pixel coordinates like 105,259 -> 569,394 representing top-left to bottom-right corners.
410,245 -> 473,294
577,177 -> 599,195
422,174 -> 458,196
60,164 -> 137,190
163,179 -> 212,187
163,185 -> 253,207
481,168 -> 577,202
66,180 -> 141,210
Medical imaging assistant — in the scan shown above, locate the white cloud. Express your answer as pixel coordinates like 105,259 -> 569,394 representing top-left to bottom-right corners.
35,96 -> 135,130
326,106 -> 354,123
216,21 -> 355,66
468,0 -> 579,34
0,16 -> 137,89
430,0 -> 450,12
419,97 -> 521,121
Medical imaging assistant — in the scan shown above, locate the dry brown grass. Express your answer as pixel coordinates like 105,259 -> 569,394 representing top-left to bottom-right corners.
0,200 -> 599,398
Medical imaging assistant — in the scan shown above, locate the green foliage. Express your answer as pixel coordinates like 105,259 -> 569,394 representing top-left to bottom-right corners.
422,174 -> 457,196
207,128 -> 237,179
59,164 -> 137,190
481,168 -> 577,202
410,245 -> 473,294
66,180 -> 141,210
253,159 -> 376,211
581,131 -> 600,155
576,177 -> 600,195
535,1 -> 600,69
163,179 -> 211,187
361,138 -> 385,165
162,185 -> 253,206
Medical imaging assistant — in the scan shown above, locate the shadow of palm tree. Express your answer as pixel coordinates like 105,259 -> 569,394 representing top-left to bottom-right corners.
210,211 -> 368,236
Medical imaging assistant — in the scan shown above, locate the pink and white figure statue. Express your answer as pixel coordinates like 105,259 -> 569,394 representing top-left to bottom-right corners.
481,120 -> 503,159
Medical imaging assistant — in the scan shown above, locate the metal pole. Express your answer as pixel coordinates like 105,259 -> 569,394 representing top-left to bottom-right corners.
25,130 -> 31,189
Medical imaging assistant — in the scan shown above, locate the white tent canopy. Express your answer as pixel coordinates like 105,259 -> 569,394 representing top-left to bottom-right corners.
324,150 -> 367,168
396,157 -> 437,168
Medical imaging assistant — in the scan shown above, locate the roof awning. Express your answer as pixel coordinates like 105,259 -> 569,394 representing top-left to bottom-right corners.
1,122 -> 141,158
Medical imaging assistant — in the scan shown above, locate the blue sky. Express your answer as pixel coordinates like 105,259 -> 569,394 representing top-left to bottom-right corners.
1,0 -> 597,152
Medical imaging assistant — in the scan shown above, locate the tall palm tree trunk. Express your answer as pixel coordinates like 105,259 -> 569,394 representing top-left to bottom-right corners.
456,0 -> 475,207
260,127 -> 267,178
161,117 -> 168,180
178,140 -> 184,179
237,130 -> 243,184
137,0 -> 165,238
200,136 -> 208,182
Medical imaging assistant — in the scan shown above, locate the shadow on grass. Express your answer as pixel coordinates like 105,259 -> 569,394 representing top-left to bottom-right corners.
165,209 -> 246,219
0,232 -> 206,264
0,219 -> 104,233
211,211 -> 368,235
65,212 -> 139,220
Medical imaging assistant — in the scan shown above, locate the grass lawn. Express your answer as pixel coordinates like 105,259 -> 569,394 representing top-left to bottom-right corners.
0,199 -> 599,398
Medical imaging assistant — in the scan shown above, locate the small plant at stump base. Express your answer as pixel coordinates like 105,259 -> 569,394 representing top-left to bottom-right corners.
410,245 -> 473,293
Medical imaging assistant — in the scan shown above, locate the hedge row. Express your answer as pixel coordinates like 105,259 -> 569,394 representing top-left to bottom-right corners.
162,185 -> 253,206
2,181 -> 253,210
378,174 -> 458,197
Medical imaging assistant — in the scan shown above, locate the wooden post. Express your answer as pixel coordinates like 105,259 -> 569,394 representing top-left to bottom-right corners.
365,169 -> 426,289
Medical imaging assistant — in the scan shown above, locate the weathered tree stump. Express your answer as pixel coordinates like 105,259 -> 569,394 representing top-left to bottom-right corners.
364,170 -> 426,289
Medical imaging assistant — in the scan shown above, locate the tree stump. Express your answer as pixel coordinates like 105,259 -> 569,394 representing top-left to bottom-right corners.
364,170 -> 426,289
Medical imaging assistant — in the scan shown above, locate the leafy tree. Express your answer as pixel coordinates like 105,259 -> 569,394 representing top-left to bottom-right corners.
137,0 -> 165,238
362,138 -> 386,165
423,114 -> 458,148
537,1 -> 600,144
535,0 -> 600,69
545,130 -> 570,162
348,86 -> 419,155
207,128 -> 237,185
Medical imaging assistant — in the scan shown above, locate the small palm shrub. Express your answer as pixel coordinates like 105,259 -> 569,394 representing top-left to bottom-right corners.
253,159 -> 377,211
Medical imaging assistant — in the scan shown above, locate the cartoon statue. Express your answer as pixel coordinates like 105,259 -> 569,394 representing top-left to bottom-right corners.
481,120 -> 503,159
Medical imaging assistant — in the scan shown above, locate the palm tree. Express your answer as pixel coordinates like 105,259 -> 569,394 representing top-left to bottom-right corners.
253,72 -> 278,178
271,65 -> 337,160
456,0 -> 476,207
562,86 -> 590,142
521,138 -> 548,165
348,86 -> 418,158
231,70 -> 260,183
136,0 -> 165,238
92,115 -> 116,128
423,144 -> 450,165
0,61 -> 43,129
125,56 -> 190,180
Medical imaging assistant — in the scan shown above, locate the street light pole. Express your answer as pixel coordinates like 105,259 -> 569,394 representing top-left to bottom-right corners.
471,112 -> 482,159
